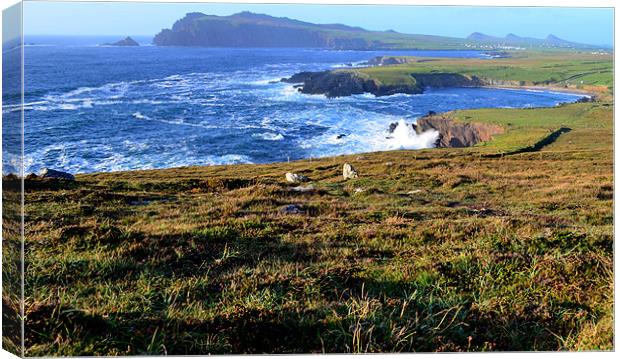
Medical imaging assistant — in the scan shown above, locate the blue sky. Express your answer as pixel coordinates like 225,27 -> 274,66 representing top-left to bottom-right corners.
23,1 -> 614,46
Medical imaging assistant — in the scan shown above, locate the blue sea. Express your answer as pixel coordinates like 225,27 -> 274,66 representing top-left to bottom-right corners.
3,36 -> 586,174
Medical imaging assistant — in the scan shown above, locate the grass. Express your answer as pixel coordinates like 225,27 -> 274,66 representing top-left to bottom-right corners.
452,101 -> 613,154
352,52 -> 613,92
13,96 -> 613,354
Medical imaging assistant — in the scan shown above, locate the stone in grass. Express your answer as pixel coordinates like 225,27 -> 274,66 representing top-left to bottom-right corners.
285,172 -> 310,183
279,204 -> 305,215
290,184 -> 315,193
343,163 -> 358,180
39,168 -> 75,181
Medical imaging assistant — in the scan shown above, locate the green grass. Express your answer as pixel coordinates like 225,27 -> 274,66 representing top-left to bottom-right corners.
16,97 -> 613,354
452,101 -> 613,153
353,52 -> 613,91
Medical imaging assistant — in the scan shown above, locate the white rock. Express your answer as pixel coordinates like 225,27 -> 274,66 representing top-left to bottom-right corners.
285,172 -> 309,183
343,163 -> 358,180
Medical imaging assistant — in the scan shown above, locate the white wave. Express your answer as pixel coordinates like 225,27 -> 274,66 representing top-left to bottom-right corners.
132,111 -> 150,120
250,77 -> 282,85
252,132 -> 284,141
131,99 -> 165,105
383,119 -> 439,150
201,154 -> 253,166
330,60 -> 369,69
59,103 -> 78,110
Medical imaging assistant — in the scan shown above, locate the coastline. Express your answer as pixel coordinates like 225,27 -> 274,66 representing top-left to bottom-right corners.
16,91 -> 604,178
484,83 -> 600,98
13,85 -> 599,178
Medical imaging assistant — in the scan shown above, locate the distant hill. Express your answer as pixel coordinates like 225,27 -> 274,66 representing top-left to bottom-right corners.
153,11 -> 603,50
153,11 -> 470,50
465,32 -> 594,49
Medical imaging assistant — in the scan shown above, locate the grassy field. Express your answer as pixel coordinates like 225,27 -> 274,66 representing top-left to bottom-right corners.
18,93 -> 613,354
351,52 -> 613,94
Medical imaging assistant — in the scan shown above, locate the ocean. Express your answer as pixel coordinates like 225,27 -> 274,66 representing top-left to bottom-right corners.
3,36 -> 585,174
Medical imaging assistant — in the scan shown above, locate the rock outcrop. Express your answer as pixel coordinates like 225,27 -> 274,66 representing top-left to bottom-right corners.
39,168 -> 75,181
413,114 -> 504,148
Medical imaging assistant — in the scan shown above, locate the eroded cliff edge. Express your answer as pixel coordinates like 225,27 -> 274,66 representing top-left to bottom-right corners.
413,114 -> 504,148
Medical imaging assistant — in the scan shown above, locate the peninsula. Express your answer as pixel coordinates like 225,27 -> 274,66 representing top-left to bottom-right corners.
153,12 -> 602,50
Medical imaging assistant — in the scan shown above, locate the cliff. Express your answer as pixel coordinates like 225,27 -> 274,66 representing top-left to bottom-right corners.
414,114 -> 504,147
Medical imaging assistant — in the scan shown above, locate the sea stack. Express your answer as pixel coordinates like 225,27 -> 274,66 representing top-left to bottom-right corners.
102,36 -> 140,46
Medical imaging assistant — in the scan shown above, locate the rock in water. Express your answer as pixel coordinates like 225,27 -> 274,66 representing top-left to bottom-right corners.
39,168 -> 75,181
285,172 -> 309,183
101,36 -> 140,46
343,163 -> 358,180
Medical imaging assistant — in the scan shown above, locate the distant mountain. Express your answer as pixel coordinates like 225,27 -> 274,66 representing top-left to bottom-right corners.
467,32 -> 496,42
465,32 -> 594,49
152,11 -> 469,50
153,11 -> 602,50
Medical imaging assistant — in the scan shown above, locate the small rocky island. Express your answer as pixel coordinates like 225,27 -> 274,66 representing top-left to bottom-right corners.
101,36 -> 140,46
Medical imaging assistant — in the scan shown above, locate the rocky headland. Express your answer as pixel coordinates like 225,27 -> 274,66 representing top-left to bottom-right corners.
282,70 -> 486,98
282,71 -> 424,98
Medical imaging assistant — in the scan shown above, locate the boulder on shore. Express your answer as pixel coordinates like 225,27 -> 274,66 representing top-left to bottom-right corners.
343,163 -> 358,180
39,168 -> 75,181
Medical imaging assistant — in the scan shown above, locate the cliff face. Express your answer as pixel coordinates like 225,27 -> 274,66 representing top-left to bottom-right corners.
414,115 -> 504,147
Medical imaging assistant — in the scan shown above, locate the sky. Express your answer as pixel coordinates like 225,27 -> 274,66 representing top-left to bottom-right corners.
23,1 -> 614,46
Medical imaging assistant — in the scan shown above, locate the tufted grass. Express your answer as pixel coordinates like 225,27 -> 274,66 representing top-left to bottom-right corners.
15,95 -> 614,354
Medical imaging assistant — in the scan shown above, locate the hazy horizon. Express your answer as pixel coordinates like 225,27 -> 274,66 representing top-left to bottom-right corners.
22,2 -> 614,47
